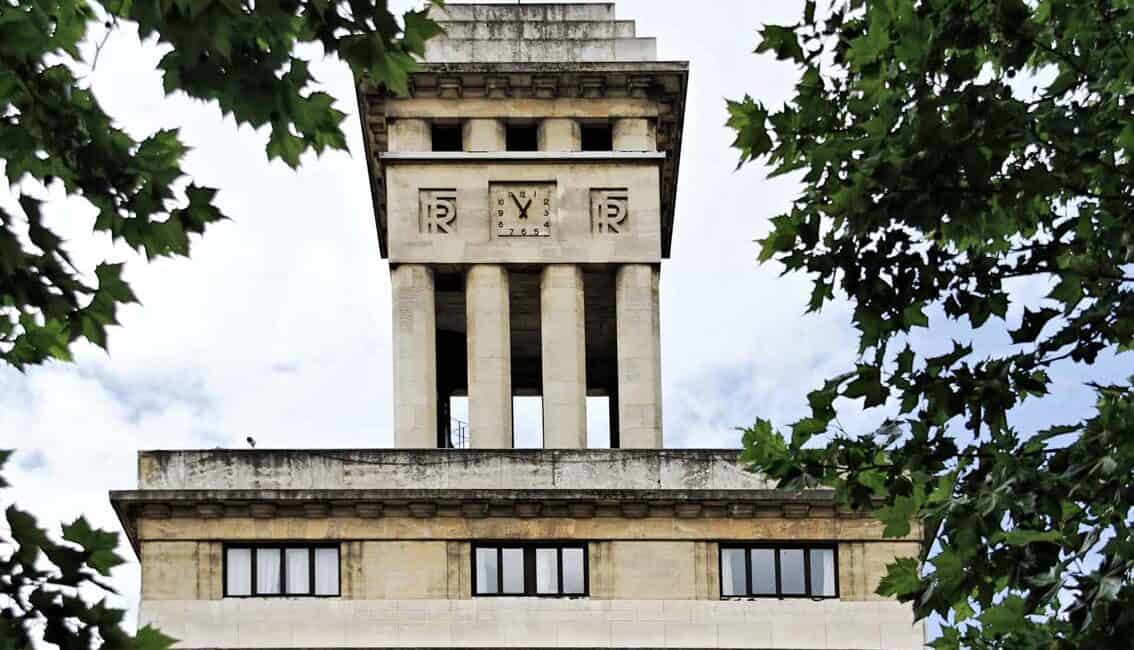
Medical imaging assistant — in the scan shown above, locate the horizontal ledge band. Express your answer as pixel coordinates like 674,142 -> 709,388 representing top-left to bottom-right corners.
379,151 -> 667,162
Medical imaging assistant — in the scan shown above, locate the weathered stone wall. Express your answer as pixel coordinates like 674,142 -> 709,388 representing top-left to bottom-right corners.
140,598 -> 924,649
136,449 -> 775,491
422,2 -> 657,64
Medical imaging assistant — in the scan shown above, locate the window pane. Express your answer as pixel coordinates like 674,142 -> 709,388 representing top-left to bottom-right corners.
285,548 -> 310,594
535,548 -> 559,594
720,548 -> 747,596
501,548 -> 524,594
314,547 -> 339,595
750,549 -> 777,595
562,548 -> 585,594
475,548 -> 498,594
780,549 -> 806,595
810,548 -> 836,597
226,548 -> 251,596
256,548 -> 281,595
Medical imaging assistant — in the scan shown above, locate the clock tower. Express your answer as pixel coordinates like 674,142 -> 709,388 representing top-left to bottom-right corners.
116,5 -> 926,648
357,3 -> 686,451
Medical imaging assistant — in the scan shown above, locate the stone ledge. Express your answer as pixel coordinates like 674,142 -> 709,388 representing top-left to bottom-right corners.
379,151 -> 666,162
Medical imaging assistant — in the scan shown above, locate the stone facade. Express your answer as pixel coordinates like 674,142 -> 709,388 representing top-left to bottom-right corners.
117,450 -> 924,648
116,4 -> 926,649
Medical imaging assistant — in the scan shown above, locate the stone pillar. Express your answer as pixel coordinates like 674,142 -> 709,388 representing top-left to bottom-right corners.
538,118 -> 581,151
388,118 -> 431,152
540,265 -> 587,448
612,118 -> 656,152
615,264 -> 662,448
466,265 -> 513,448
391,264 -> 437,448
463,118 -> 506,152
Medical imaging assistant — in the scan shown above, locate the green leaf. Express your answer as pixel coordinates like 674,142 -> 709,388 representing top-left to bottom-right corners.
979,596 -> 1029,636
755,25 -> 806,63
62,517 -> 124,576
876,557 -> 921,598
1010,307 -> 1060,344
1004,529 -> 1063,547
844,365 -> 888,408
873,493 -> 918,538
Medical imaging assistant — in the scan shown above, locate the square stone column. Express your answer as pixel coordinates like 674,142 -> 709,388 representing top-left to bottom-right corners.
391,264 -> 437,448
613,118 -> 656,152
616,264 -> 662,448
388,118 -> 431,151
466,264 -> 513,447
463,118 -> 506,152
538,118 -> 581,151
540,265 -> 587,448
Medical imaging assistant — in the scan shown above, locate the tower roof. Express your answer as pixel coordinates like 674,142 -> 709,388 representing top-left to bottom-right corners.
424,2 -> 657,63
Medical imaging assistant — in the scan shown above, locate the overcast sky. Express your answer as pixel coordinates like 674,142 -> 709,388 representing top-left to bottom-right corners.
0,0 -> 1124,625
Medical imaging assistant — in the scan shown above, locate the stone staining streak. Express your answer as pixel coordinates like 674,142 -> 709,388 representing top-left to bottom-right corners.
419,189 -> 457,234
591,188 -> 629,234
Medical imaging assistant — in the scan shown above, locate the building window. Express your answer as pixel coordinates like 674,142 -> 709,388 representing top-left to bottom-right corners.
431,122 -> 462,152
580,122 -> 613,151
473,543 -> 587,597
506,123 -> 539,151
719,544 -> 837,599
224,544 -> 340,597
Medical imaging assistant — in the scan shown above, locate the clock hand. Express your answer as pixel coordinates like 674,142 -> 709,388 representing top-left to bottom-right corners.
520,198 -> 533,218
509,193 -> 525,212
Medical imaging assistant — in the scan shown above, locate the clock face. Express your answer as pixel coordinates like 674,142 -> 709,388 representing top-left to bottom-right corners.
490,182 -> 555,238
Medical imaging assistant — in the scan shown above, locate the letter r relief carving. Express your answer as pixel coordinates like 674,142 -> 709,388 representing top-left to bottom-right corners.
420,189 -> 457,234
591,189 -> 629,234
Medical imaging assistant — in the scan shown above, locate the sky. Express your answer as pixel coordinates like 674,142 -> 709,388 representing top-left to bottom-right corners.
0,0 -> 1125,629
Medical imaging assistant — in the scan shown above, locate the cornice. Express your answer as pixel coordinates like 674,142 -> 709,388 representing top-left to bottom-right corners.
110,487 -> 864,554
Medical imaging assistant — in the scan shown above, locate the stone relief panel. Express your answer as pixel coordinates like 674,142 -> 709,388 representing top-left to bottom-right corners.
419,189 -> 457,234
591,188 -> 629,234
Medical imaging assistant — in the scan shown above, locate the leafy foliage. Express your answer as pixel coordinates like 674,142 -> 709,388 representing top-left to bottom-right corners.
730,0 -> 1133,647
0,450 -> 174,649
0,0 -> 443,368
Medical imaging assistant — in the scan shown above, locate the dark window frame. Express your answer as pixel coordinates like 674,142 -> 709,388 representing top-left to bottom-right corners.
471,542 -> 589,598
222,542 -> 341,598
505,122 -> 539,151
718,543 -> 839,600
580,121 -> 614,151
431,121 -> 463,152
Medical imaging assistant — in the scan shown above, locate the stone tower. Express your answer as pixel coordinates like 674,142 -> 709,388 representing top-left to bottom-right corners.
357,1 -> 685,452
113,4 -> 926,648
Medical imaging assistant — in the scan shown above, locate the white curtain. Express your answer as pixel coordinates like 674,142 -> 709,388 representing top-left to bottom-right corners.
286,548 -> 310,594
720,549 -> 745,596
561,548 -> 585,595
750,549 -> 777,595
780,549 -> 806,595
535,548 -> 559,594
226,548 -> 251,596
475,548 -> 498,594
810,549 -> 836,597
501,548 -> 524,594
314,547 -> 339,595
256,548 -> 281,595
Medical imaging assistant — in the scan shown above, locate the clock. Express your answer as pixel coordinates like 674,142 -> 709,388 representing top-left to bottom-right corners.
489,182 -> 555,238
